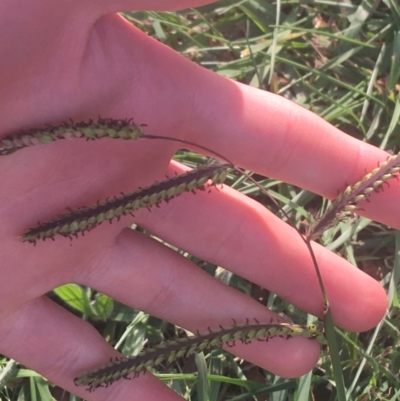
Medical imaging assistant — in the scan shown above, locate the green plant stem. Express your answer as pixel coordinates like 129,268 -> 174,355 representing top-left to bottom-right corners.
323,310 -> 347,401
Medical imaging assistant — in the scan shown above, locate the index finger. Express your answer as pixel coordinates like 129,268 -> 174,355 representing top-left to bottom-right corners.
185,77 -> 400,228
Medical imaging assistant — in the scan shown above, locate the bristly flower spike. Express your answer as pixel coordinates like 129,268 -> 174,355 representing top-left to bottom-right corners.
0,118 -> 145,156
22,163 -> 230,243
74,322 -> 326,392
309,152 -> 400,241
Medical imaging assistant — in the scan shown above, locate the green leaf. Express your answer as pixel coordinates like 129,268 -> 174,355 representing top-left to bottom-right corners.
93,293 -> 114,320
53,284 -> 94,317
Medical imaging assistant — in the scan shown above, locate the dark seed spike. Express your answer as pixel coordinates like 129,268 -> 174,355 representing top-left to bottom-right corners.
74,322 -> 325,391
0,118 -> 145,156
22,164 -> 231,243
309,152 -> 400,241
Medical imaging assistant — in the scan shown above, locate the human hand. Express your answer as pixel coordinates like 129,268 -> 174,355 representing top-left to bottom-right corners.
0,1 -> 392,400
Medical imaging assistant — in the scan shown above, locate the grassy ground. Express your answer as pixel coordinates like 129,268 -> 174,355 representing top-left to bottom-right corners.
2,1 -> 400,400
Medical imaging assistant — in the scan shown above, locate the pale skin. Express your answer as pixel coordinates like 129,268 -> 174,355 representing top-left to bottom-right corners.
0,1 -> 395,400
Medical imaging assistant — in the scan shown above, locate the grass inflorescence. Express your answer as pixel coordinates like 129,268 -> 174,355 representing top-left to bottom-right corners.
22,163 -> 230,244
309,153 -> 400,241
74,322 -> 325,392
0,118 -> 145,156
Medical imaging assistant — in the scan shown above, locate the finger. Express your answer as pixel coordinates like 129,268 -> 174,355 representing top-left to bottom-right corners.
182,73 -> 400,228
0,297 -> 184,401
79,20 -> 398,228
76,228 -> 320,378
131,161 -> 387,332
